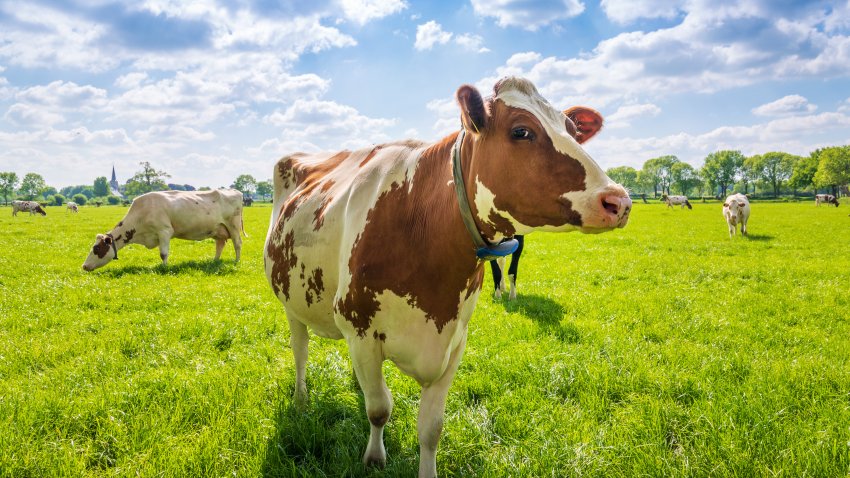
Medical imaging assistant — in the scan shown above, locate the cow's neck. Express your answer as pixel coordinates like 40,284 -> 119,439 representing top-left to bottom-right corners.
106,220 -> 136,250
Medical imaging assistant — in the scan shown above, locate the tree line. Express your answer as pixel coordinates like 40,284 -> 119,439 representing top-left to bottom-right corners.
4,147 -> 848,207
606,146 -> 850,199
0,162 -> 275,206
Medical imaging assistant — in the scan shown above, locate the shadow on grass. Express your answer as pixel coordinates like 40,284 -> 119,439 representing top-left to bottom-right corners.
745,234 -> 774,242
496,294 -> 582,343
100,259 -> 239,278
261,383 -> 415,477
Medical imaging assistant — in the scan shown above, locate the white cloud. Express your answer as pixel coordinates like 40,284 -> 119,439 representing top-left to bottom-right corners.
339,0 -> 408,25
752,95 -> 817,117
600,0 -> 685,24
4,103 -> 65,126
455,33 -> 490,53
415,21 -> 453,50
115,73 -> 149,90
470,0 -> 585,31
606,103 -> 661,128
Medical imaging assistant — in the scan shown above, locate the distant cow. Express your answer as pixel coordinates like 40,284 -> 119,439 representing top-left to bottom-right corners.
67,202 -> 79,213
243,196 -> 254,207
82,189 -> 246,271
264,76 -> 631,476
662,194 -> 692,209
815,194 -> 839,207
11,200 -> 46,216
490,235 -> 525,300
722,193 -> 750,237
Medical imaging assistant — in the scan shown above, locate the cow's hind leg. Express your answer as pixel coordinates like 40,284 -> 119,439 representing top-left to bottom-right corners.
348,339 -> 393,468
418,335 -> 467,478
288,316 -> 309,407
224,221 -> 242,262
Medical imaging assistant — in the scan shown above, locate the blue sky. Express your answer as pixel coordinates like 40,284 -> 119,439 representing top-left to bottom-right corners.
1,0 -> 849,188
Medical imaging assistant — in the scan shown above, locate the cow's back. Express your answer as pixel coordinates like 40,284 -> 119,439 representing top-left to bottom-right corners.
126,190 -> 242,241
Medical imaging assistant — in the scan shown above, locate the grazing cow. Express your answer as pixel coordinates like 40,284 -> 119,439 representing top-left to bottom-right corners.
243,196 -> 254,207
264,77 -> 631,477
67,202 -> 79,213
662,194 -> 692,209
11,200 -> 46,216
722,193 -> 750,237
815,194 -> 839,207
82,189 -> 245,271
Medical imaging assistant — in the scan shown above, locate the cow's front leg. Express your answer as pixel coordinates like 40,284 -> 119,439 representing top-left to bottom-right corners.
214,238 -> 226,260
418,334 -> 467,478
741,220 -> 747,236
158,233 -> 172,265
348,338 -> 393,468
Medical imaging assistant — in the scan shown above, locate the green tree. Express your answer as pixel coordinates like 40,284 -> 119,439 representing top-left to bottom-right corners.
232,174 -> 257,197
256,180 -> 272,201
125,162 -> 170,197
606,166 -> 638,192
748,152 -> 797,197
19,173 -> 47,200
51,194 -> 66,206
788,154 -> 819,193
72,193 -> 88,206
642,155 -> 679,197
0,172 -> 19,205
93,176 -> 110,197
702,150 -> 744,198
813,146 -> 850,196
670,162 -> 698,195
740,155 -> 760,195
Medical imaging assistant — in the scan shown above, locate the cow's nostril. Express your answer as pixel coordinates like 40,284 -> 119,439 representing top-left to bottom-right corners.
602,198 -> 619,215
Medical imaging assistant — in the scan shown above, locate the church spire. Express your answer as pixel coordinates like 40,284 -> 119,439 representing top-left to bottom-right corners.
111,165 -> 117,183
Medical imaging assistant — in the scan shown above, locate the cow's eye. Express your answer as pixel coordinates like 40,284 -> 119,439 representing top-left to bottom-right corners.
511,127 -> 533,140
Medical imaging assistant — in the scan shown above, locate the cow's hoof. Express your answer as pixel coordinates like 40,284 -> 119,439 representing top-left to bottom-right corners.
363,452 -> 386,469
493,290 -> 503,300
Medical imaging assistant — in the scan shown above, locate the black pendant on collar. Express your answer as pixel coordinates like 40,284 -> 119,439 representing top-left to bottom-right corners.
451,129 -> 519,261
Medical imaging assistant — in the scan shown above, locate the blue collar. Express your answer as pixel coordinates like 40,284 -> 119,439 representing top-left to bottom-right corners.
451,129 -> 519,261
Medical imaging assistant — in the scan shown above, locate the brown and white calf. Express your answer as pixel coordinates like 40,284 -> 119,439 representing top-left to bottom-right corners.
264,77 -> 631,477
67,201 -> 79,213
722,193 -> 750,237
82,189 -> 245,271
662,194 -> 692,209
815,194 -> 839,207
11,200 -> 46,216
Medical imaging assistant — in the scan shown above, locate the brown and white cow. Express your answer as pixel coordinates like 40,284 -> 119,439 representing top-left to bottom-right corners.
67,201 -> 79,213
662,194 -> 692,209
722,193 -> 750,237
11,200 -> 46,216
82,189 -> 245,271
815,194 -> 839,207
264,77 -> 631,477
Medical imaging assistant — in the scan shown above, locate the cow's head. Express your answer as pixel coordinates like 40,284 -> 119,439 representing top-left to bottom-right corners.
455,77 -> 630,238
82,233 -> 117,271
832,197 -> 840,206
723,199 -> 747,222
34,204 -> 46,215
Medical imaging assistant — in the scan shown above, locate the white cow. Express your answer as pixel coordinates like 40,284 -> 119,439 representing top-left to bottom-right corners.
722,193 -> 750,237
66,201 -> 79,213
815,194 -> 839,207
11,200 -> 46,216
662,194 -> 692,209
82,189 -> 245,271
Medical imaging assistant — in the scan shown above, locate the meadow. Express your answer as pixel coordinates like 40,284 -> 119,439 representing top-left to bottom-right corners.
0,200 -> 848,477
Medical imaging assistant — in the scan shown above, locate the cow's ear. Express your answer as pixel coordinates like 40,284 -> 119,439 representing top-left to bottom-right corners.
456,84 -> 487,135
96,234 -> 105,240
104,235 -> 113,244
564,106 -> 603,144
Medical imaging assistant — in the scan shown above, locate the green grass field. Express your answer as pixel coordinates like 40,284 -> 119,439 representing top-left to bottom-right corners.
1,201 -> 848,477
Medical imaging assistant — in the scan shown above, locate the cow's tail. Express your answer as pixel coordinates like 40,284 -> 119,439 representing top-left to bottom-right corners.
685,200 -> 692,209
241,213 -> 248,237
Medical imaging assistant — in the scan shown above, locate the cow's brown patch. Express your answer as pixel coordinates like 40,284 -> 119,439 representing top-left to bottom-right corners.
337,134 -> 480,335
92,240 -> 110,259
282,151 -> 349,222
268,230 -> 298,300
372,330 -> 387,342
312,183 -> 335,231
471,101 -> 587,229
305,268 -> 324,306
123,228 -> 136,243
117,221 -> 123,227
